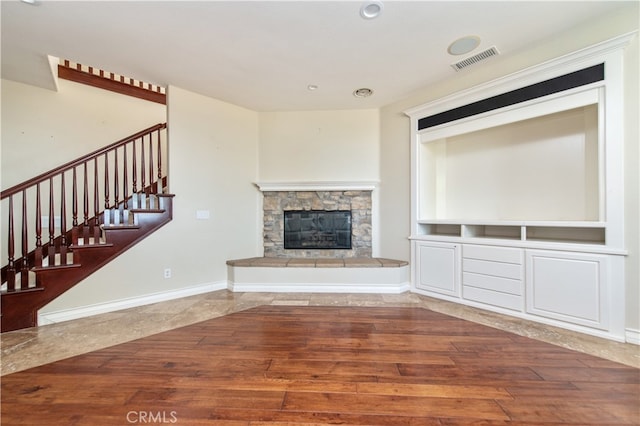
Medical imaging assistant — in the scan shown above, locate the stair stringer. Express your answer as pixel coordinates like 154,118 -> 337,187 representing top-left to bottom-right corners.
1,194 -> 175,332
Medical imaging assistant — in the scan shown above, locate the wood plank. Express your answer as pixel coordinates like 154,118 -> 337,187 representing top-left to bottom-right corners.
498,399 -> 638,424
397,363 -> 545,382
356,381 -> 514,399
282,392 -> 510,420
1,305 -> 638,425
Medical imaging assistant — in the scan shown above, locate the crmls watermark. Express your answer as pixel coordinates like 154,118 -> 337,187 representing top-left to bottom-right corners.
126,411 -> 178,424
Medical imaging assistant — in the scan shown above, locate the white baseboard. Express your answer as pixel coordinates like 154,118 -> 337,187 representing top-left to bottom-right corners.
229,282 -> 410,294
37,281 -> 227,325
625,328 -> 640,345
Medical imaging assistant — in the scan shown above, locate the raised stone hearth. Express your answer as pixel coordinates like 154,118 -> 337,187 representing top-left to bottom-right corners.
226,257 -> 409,293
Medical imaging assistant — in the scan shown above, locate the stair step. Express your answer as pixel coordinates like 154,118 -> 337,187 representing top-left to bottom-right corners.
103,205 -> 166,228
75,236 -> 107,245
1,270 -> 38,292
130,208 -> 165,214
41,252 -> 74,268
1,285 -> 44,295
131,193 -> 163,210
69,242 -> 114,250
101,224 -> 141,231
32,263 -> 82,273
103,208 -> 134,227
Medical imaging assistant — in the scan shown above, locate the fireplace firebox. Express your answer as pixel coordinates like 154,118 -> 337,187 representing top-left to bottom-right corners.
284,210 -> 352,250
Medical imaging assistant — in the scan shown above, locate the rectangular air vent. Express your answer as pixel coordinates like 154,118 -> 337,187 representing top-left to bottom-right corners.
451,46 -> 500,71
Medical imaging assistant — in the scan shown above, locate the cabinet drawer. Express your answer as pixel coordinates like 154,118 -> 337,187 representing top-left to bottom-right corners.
463,272 -> 522,295
463,244 -> 523,264
463,286 -> 523,312
463,258 -> 522,280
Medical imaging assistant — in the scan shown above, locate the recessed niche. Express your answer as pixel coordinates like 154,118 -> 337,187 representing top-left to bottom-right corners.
418,104 -> 600,222
420,223 -> 461,237
463,225 -> 521,240
525,226 -> 605,245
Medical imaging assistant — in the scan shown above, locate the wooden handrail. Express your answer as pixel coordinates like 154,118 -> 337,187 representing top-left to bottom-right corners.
58,60 -> 166,105
1,123 -> 166,200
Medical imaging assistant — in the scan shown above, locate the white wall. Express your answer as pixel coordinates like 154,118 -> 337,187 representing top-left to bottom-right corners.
165,85 -> 261,275
39,85 -> 260,314
378,97 -> 412,261
258,109 -> 379,182
258,109 -> 380,255
378,4 -> 639,331
1,79 -> 165,188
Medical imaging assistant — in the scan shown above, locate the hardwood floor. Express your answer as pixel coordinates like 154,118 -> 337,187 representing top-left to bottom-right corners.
2,306 -> 639,425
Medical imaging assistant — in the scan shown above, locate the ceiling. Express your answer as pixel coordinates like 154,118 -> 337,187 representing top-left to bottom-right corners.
1,0 -> 633,111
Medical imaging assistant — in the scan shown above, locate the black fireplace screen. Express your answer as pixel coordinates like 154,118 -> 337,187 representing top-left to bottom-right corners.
284,210 -> 352,250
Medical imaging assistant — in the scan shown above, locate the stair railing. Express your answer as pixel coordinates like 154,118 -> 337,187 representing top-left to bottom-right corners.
1,123 -> 167,292
58,60 -> 166,105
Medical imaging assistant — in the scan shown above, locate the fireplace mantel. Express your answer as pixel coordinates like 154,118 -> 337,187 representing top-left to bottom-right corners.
255,181 -> 378,192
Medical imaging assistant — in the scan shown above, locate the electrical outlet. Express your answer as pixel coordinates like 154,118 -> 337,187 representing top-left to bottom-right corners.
163,268 -> 171,279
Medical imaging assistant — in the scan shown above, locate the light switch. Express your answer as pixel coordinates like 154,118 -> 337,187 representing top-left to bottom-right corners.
196,210 -> 210,220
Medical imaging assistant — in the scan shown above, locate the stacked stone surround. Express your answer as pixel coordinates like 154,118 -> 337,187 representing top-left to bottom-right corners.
263,190 -> 372,258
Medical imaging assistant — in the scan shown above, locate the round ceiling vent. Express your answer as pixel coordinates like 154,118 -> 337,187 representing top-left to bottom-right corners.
448,36 -> 481,56
360,1 -> 384,19
353,88 -> 374,98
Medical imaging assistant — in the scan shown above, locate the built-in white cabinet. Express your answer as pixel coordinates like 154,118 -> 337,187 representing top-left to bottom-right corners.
415,241 -> 460,297
405,35 -> 632,342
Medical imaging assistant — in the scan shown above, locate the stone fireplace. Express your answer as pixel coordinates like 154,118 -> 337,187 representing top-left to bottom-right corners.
257,182 -> 376,258
227,182 -> 408,294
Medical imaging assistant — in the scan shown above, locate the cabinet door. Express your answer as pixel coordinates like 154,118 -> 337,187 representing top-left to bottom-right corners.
526,250 -> 608,330
415,242 -> 460,297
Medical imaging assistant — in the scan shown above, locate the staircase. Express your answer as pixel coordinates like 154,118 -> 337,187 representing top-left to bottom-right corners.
1,123 -> 172,332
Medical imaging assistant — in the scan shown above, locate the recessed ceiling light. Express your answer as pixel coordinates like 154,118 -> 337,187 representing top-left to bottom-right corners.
448,36 -> 481,56
20,0 -> 39,4
307,84 -> 318,91
360,1 -> 383,19
353,88 -> 374,98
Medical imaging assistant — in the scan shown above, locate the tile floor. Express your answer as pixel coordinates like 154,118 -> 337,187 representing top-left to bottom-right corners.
2,290 -> 639,376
